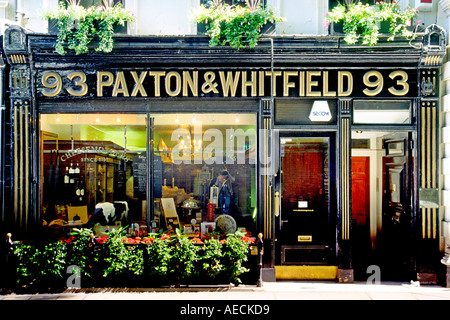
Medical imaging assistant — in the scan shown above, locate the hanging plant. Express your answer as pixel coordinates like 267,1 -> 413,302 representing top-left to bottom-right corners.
325,1 -> 419,46
194,0 -> 285,49
44,0 -> 135,55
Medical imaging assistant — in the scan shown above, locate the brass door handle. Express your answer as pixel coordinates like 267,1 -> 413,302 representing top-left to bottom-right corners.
274,191 -> 280,217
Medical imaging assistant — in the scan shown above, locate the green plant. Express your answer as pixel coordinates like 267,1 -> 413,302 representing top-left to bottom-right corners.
145,236 -> 172,278
194,0 -> 285,49
102,227 -> 144,278
325,1 -> 419,46
14,240 -> 67,290
12,228 -> 253,291
44,0 -> 135,55
221,228 -> 250,285
66,228 -> 99,281
168,231 -> 200,284
200,237 -> 224,279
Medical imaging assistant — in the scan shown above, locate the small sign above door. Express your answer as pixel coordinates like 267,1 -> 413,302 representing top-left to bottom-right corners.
309,101 -> 332,122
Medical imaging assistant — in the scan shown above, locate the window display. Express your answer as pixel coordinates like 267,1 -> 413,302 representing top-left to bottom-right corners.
152,113 -> 257,236
41,113 -> 147,234
40,112 -> 257,237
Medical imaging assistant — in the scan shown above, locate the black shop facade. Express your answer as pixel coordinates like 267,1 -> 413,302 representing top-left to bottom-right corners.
0,25 -> 447,283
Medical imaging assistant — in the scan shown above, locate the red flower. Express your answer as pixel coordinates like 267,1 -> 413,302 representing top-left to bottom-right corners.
142,237 -> 155,244
241,236 -> 255,244
160,234 -> 170,241
191,237 -> 204,245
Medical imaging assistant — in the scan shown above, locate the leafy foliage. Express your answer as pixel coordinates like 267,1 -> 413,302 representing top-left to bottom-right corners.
44,2 -> 135,55
102,227 -> 144,278
12,227 -> 253,291
325,1 -> 419,46
14,240 -> 67,290
194,1 -> 285,49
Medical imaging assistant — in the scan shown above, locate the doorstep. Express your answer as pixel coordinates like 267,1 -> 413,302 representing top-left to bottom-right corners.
275,265 -> 338,280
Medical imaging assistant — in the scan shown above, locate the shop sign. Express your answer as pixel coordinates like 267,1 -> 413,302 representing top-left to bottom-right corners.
309,101 -> 332,122
38,69 -> 415,99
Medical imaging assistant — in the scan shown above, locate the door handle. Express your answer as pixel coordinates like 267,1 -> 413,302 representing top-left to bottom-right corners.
274,191 -> 280,217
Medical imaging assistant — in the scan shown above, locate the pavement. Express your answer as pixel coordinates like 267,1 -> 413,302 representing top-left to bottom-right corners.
1,280 -> 450,300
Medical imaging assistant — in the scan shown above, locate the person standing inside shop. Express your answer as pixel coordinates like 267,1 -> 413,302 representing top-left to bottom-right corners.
218,171 -> 233,215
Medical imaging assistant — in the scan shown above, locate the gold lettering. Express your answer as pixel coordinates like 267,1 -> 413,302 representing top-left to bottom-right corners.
67,71 -> 88,97
219,71 -> 240,97
299,71 -> 305,97
265,71 -> 282,97
183,71 -> 198,97
306,71 -> 321,97
322,71 -> 336,97
42,71 -> 62,97
202,71 -> 219,94
131,71 -> 148,97
165,71 -> 182,97
259,71 -> 265,96
388,70 -> 409,96
338,71 -> 353,97
241,71 -> 257,97
363,71 -> 383,96
149,71 -> 166,97
283,71 -> 298,97
112,71 -> 129,97
97,71 -> 114,97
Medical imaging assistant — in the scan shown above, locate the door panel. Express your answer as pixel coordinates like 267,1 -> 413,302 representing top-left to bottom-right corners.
277,136 -> 333,265
351,157 -> 370,227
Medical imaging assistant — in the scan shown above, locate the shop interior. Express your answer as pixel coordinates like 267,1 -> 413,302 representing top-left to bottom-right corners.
351,130 -> 413,280
40,113 -> 257,238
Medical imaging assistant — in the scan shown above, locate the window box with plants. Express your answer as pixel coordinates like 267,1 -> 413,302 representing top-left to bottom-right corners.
44,0 -> 135,55
11,227 -> 254,292
325,0 -> 419,46
194,0 -> 285,49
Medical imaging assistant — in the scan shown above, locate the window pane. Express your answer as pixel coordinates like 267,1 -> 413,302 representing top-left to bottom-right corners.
152,113 -> 257,235
353,101 -> 411,124
40,114 -> 147,234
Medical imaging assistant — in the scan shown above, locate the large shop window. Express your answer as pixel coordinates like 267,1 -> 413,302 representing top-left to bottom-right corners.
40,113 -> 257,237
41,114 -> 147,234
152,113 -> 257,236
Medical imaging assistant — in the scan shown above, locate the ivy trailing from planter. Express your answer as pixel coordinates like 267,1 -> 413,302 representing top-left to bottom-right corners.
194,0 -> 285,49
44,0 -> 135,55
325,1 -> 419,46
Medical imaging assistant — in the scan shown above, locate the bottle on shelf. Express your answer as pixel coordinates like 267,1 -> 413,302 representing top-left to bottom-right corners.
69,162 -> 75,174
64,167 -> 70,184
74,162 -> 80,174
69,162 -> 75,184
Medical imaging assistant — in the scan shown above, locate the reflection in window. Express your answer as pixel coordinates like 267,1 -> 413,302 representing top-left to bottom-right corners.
41,114 -> 147,233
152,113 -> 257,235
40,113 -> 257,237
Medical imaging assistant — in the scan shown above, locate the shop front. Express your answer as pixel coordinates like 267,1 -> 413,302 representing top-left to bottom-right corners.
0,25 -> 447,283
